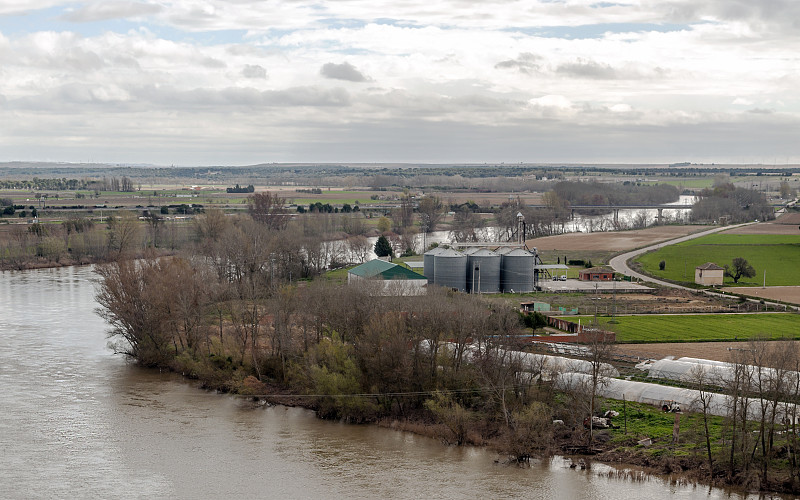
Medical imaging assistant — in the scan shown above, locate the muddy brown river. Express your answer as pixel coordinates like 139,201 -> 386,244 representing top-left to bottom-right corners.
0,266 -> 766,499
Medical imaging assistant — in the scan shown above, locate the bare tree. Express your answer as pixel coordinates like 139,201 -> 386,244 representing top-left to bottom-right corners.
194,208 -> 229,242
391,195 -> 414,232
418,195 -> 443,232
585,335 -> 616,444
632,210 -> 650,229
346,235 -> 371,264
106,211 -> 142,257
690,364 -> 716,472
450,207 -> 484,242
724,258 -> 756,284
248,192 -> 289,230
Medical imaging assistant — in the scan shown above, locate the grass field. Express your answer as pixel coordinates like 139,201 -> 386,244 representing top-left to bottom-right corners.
640,176 -> 750,190
288,198 -> 379,206
634,233 -> 800,286
569,313 -> 800,343
601,398 -> 724,454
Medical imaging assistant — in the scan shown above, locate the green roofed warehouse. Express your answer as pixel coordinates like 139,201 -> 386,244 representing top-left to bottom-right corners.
347,259 -> 428,296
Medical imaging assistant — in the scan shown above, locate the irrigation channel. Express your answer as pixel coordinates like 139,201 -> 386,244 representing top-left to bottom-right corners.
1,264 -> 776,499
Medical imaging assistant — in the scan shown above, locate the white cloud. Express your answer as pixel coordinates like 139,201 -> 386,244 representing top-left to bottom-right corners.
61,1 -> 163,22
529,95 -> 573,109
0,0 -> 798,163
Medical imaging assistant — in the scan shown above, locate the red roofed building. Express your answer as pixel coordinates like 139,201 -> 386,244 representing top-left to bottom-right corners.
578,266 -> 614,281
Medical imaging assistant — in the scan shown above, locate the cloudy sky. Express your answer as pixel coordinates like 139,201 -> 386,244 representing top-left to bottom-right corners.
1,1 -> 798,165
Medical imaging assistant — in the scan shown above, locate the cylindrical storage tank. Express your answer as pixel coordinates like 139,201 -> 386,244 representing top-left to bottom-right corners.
467,249 -> 501,293
501,248 -> 534,293
495,247 -> 514,255
462,247 -> 480,255
423,246 -> 445,284
433,248 -> 467,291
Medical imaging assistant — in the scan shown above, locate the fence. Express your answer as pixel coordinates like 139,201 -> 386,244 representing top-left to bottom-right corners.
576,302 -> 790,315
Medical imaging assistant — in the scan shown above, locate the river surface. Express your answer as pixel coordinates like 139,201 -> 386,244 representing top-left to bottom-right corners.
0,265 -> 767,499
360,195 -> 698,259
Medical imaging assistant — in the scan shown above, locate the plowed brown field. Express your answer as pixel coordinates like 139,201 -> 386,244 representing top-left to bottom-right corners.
616,340 -> 800,365
720,286 -> 800,304
525,225 -> 704,251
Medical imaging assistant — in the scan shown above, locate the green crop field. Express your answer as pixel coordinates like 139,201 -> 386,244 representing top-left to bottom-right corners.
634,233 -> 800,286
570,313 -> 800,343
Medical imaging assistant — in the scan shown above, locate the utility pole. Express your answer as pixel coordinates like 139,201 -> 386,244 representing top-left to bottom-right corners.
610,278 -> 617,324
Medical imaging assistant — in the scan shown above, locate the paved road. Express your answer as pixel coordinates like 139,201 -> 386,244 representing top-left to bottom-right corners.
608,223 -> 799,311
608,223 -> 753,290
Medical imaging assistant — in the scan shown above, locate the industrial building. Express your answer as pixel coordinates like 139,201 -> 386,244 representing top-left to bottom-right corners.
423,245 -> 547,293
347,260 -> 428,295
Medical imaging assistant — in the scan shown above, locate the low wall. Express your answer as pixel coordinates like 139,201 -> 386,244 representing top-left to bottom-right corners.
532,331 -> 616,343
544,316 -> 616,343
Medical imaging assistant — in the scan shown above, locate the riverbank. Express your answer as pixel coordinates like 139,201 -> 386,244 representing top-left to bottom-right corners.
93,251 -> 800,496
0,244 -> 179,272
208,370 -> 792,496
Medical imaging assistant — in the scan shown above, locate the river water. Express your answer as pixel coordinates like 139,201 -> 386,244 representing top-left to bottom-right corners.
0,265 -> 764,499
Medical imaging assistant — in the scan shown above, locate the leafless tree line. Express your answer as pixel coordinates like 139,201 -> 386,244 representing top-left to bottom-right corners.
713,340 -> 800,489
96,240 -> 573,458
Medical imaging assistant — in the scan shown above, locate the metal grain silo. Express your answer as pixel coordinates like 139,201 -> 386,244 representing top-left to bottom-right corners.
423,246 -> 445,284
501,248 -> 534,293
467,249 -> 501,293
433,248 -> 467,291
462,247 -> 480,255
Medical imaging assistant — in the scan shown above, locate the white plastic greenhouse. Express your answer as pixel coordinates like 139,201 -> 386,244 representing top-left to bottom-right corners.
509,350 -> 619,379
444,343 -> 619,379
638,357 -> 800,389
555,372 -> 797,420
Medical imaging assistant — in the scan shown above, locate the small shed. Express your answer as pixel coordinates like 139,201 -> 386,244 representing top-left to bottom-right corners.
578,266 -> 614,281
520,301 -> 551,313
695,262 -> 724,286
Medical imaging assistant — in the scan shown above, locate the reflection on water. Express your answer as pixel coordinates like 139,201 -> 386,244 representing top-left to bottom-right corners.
0,265 -> 767,499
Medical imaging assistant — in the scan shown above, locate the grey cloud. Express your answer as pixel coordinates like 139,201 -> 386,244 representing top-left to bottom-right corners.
62,1 -> 163,22
659,0 -> 800,35
8,83 -> 351,114
18,42 -> 107,73
140,85 -> 351,108
200,57 -> 227,69
748,108 -> 774,114
320,62 -> 369,82
556,59 -> 617,79
111,55 -> 142,69
242,64 -> 267,79
8,83 -> 131,113
363,89 -> 519,119
494,53 -> 541,74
